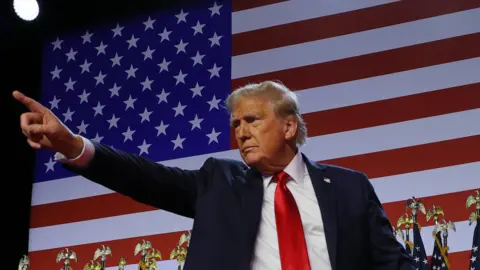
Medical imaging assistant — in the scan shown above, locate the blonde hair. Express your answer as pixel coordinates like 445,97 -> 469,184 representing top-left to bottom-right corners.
225,80 -> 307,146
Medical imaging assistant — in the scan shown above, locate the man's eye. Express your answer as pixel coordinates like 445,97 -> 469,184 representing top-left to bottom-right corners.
246,117 -> 256,123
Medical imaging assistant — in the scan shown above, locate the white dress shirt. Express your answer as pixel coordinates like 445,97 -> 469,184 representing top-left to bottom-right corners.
57,137 -> 332,269
251,151 -> 332,270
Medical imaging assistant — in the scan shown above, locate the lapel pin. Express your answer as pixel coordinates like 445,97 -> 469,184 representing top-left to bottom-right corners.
324,177 -> 331,183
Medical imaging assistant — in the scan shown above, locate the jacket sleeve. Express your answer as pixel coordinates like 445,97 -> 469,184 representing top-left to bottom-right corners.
362,173 -> 416,270
62,141 -> 214,218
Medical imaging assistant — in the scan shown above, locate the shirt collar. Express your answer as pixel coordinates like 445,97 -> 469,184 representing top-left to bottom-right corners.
262,151 -> 306,189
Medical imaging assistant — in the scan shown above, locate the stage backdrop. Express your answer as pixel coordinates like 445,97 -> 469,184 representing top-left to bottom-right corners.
27,0 -> 479,269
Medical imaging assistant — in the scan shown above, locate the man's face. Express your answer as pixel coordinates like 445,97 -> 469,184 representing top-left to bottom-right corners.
231,97 -> 288,167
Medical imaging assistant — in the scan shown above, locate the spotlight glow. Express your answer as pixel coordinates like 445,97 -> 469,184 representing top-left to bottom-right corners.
13,0 -> 39,21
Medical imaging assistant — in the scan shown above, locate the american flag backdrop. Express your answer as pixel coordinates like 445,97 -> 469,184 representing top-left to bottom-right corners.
28,0 -> 480,269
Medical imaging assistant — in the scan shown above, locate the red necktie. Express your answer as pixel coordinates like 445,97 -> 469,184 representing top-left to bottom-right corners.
273,171 -> 311,270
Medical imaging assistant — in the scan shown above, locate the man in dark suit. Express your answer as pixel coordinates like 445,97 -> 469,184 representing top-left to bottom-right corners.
13,81 -> 414,270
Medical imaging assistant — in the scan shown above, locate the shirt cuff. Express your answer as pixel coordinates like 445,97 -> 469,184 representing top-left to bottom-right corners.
54,135 -> 95,167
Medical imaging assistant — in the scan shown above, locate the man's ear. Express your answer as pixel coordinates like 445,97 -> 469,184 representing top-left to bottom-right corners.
283,115 -> 298,141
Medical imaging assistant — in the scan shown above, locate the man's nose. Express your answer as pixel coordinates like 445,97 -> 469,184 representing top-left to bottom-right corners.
237,122 -> 251,142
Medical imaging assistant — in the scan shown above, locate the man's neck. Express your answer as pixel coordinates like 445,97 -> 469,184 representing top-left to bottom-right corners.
257,146 -> 298,175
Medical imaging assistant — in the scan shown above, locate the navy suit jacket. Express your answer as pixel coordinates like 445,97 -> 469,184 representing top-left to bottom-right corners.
65,142 -> 414,270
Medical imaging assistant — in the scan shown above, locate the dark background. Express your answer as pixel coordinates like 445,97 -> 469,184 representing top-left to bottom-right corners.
1,0 -> 201,267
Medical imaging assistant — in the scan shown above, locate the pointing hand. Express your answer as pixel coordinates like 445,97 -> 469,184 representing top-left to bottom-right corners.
13,90 -> 84,159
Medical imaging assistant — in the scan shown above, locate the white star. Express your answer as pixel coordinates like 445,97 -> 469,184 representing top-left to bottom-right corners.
173,70 -> 187,85
107,114 -> 120,129
64,77 -> 76,91
209,2 -> 222,16
209,32 -> 222,47
190,82 -> 204,97
207,95 -> 221,111
208,63 -> 222,78
126,35 -> 139,49
156,89 -> 170,104
155,121 -> 169,136
189,114 -> 204,130
62,107 -> 75,122
143,16 -> 156,30
50,65 -> 62,80
91,132 -> 104,143
140,77 -> 154,91
191,51 -> 205,66
172,101 -> 187,117
192,21 -> 205,35
49,96 -> 61,109
77,120 -> 89,135
175,9 -> 188,23
124,95 -> 137,110
94,71 -> 107,86
158,27 -> 171,42
138,139 -> 151,155
65,48 -> 77,62
158,57 -> 171,73
81,31 -> 93,44
122,126 -> 135,142
79,59 -> 92,74
110,53 -> 123,67
125,64 -> 138,79
142,46 -> 155,60
473,246 -> 478,252
95,41 -> 108,55
108,83 -> 121,97
44,157 -> 56,172
206,127 -> 221,144
51,37 -> 63,51
78,89 -> 90,104
112,23 -> 124,37
93,101 -> 105,116
171,134 -> 185,150
139,107 -> 153,123
175,39 -> 188,54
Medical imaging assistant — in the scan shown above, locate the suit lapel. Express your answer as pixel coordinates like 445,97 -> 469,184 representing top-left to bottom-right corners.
235,167 -> 264,258
303,154 -> 338,270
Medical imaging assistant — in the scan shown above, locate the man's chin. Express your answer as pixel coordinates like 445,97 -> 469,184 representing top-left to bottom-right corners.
242,154 -> 260,167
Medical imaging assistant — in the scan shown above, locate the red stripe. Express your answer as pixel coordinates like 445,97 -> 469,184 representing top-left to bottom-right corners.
28,230 -> 188,270
321,135 -> 480,179
30,193 -> 156,228
302,83 -> 480,136
29,136 -> 479,228
232,0 -> 480,55
232,0 -> 287,12
383,189 -> 478,229
231,33 -> 480,92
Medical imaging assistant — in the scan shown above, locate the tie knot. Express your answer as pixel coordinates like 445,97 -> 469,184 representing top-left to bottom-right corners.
273,171 -> 291,185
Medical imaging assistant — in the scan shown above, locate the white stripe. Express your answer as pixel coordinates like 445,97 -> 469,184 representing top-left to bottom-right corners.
396,220 -> 474,256
31,109 -> 480,205
106,260 -> 179,270
232,8 -> 480,78
297,57 -> 480,114
373,162 -> 480,204
232,0 -> 399,34
28,210 -> 193,252
31,174 -> 115,205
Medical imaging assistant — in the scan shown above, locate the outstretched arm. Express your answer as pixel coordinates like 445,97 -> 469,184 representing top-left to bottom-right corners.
61,137 -> 212,218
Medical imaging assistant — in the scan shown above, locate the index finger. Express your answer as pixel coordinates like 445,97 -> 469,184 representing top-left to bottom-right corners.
12,90 -> 47,113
